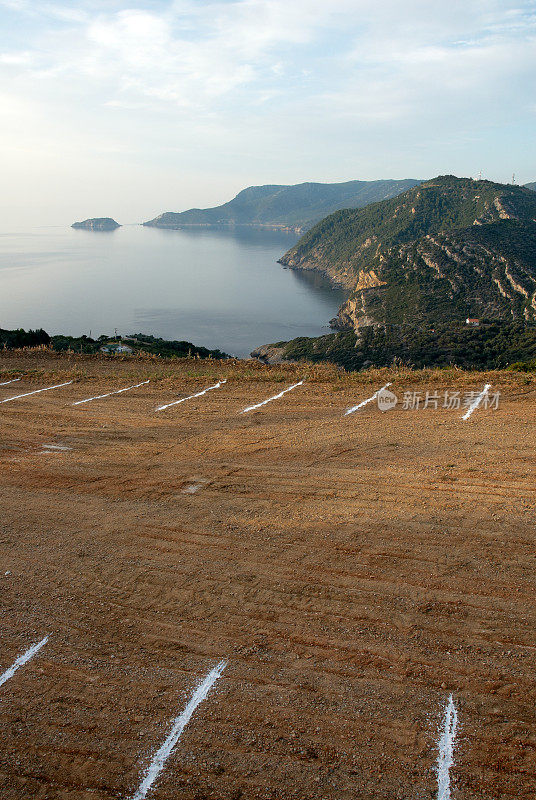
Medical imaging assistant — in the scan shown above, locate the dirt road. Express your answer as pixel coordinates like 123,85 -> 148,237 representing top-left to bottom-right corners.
0,351 -> 534,799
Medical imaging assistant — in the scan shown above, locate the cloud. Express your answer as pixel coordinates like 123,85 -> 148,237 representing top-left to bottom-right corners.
0,0 -> 535,226
1,0 -> 532,119
0,1 -> 365,111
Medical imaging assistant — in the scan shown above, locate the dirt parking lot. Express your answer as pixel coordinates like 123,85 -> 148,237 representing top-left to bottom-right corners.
0,351 -> 535,800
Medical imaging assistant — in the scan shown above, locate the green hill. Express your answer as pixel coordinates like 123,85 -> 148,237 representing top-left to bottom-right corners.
266,320 -> 536,371
525,182 -> 536,191
142,179 -> 420,232
279,176 -> 536,329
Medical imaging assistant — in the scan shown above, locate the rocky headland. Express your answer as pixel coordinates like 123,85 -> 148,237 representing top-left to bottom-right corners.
279,176 -> 536,332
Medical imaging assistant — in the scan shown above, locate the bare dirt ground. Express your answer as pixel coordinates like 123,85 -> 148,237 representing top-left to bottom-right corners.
0,350 -> 534,800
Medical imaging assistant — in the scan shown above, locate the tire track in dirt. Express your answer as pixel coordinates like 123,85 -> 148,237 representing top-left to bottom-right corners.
0,355 -> 535,799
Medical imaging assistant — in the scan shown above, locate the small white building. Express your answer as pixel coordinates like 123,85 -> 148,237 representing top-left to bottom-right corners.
100,343 -> 133,354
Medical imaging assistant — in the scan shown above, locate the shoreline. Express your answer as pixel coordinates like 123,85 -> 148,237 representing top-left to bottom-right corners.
142,221 -> 305,234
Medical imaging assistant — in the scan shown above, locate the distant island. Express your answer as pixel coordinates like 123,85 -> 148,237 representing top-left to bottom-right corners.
72,217 -> 121,231
142,179 -> 421,233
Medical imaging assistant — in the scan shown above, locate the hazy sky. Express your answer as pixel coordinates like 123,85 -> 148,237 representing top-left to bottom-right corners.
1,0 -> 535,227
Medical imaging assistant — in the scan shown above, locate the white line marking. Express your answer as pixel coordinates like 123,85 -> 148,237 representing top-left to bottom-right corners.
0,636 -> 49,689
72,379 -> 150,406
436,695 -> 458,800
42,444 -> 72,451
241,380 -> 305,413
0,378 -> 21,387
156,380 -> 226,412
0,381 -> 73,404
461,384 -> 491,420
182,483 -> 203,494
129,660 -> 227,800
344,382 -> 392,416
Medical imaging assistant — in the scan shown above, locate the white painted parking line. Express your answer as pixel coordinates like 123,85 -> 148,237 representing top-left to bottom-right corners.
461,384 -> 491,420
436,695 -> 458,800
344,382 -> 392,416
129,660 -> 227,800
0,378 -> 21,387
241,380 -> 304,413
156,380 -> 226,412
39,444 -> 72,455
0,381 -> 73,404
182,480 -> 208,494
72,379 -> 150,406
0,636 -> 49,690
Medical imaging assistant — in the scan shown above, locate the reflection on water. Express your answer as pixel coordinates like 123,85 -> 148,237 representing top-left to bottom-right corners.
0,224 -> 346,357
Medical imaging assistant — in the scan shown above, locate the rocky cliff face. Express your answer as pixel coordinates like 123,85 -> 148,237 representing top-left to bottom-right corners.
250,343 -> 290,363
72,218 -> 120,230
336,222 -> 536,329
279,176 -> 536,331
280,238 -> 383,290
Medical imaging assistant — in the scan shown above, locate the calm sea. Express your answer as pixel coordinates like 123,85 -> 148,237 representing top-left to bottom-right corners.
0,224 -> 345,357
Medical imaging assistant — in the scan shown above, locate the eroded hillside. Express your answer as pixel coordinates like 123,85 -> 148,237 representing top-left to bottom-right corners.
280,176 -> 536,330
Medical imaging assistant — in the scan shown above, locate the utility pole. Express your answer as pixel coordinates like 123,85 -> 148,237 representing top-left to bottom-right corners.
512,173 -> 516,185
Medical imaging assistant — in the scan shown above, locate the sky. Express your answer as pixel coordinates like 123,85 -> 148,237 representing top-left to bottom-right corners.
1,0 -> 535,227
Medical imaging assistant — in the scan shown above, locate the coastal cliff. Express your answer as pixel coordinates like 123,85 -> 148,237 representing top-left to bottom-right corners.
279,176 -> 536,331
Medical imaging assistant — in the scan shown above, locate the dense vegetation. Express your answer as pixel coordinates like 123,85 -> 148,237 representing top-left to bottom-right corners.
0,329 -> 228,359
282,176 -> 536,272
0,328 -> 51,349
279,176 -> 536,329
277,321 -> 536,371
122,333 -> 227,359
343,220 -> 536,326
143,179 -> 420,231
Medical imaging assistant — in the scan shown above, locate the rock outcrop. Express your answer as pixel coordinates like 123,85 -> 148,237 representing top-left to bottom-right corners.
250,344 -> 289,363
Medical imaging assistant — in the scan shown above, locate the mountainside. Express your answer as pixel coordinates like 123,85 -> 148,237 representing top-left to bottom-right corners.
72,217 -> 120,230
525,182 -> 536,191
279,176 -> 536,329
142,179 -> 420,232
